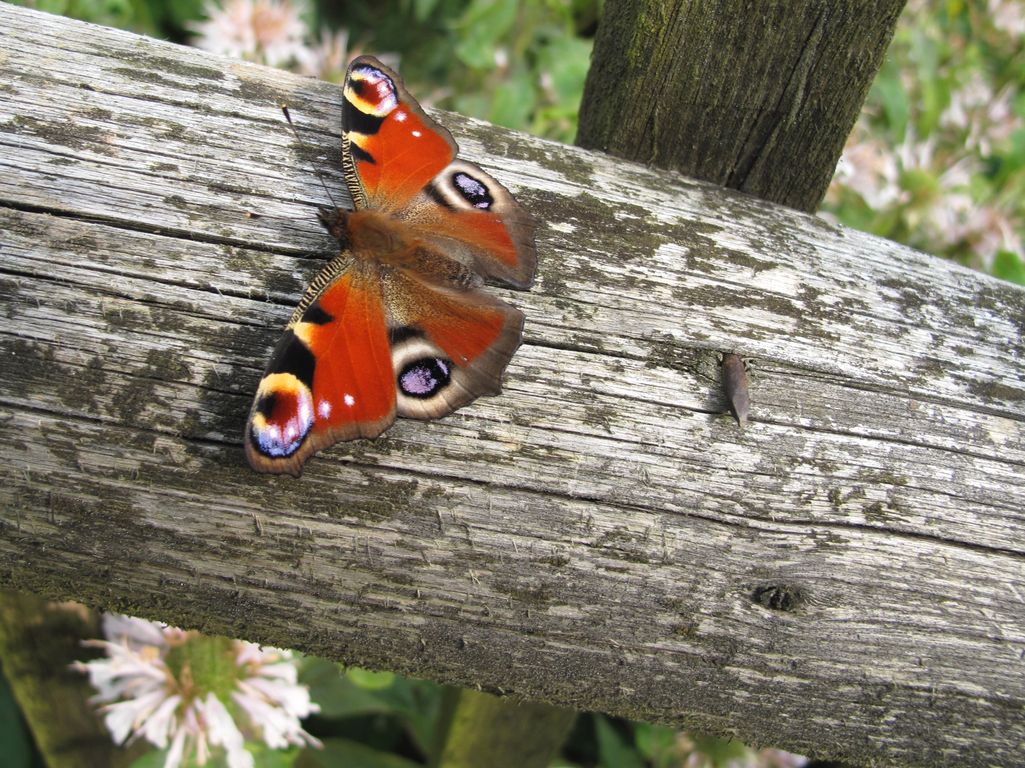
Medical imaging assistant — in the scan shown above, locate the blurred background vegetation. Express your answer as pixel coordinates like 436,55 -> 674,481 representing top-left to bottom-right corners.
824,0 -> 1025,282
3,0 -> 1023,766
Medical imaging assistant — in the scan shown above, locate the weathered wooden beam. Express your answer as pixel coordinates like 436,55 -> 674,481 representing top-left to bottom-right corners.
0,5 -> 1023,766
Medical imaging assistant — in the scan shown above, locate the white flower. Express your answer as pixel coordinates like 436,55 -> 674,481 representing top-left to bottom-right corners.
297,28 -> 350,79
941,73 -> 1021,155
232,647 -> 321,751
949,205 -> 1023,266
202,694 -> 253,768
990,0 -> 1025,37
192,0 -> 309,67
832,134 -> 902,209
102,613 -> 179,651
103,688 -> 172,744
75,615 -> 321,768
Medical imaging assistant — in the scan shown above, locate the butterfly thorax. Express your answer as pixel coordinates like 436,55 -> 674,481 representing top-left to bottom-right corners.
319,207 -> 477,288
348,209 -> 418,266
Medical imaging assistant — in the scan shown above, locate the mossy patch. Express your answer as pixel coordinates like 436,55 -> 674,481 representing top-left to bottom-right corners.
9,114 -> 109,151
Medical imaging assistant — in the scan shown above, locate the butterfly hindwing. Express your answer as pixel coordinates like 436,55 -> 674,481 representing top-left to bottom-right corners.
382,269 -> 525,420
409,159 -> 537,289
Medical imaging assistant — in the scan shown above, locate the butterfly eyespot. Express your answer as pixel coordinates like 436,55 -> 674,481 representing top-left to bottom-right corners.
250,373 -> 315,458
398,358 -> 452,398
453,172 -> 493,210
347,65 -> 398,116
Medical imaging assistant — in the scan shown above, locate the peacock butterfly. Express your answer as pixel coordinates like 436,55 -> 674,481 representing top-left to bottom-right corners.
246,56 -> 537,475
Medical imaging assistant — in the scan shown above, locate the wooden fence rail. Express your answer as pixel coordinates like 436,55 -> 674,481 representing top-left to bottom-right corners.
1,5 -> 1023,766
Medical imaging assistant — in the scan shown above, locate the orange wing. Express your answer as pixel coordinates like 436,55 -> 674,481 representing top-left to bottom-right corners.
411,185 -> 537,289
246,259 -> 525,474
246,262 -> 396,475
380,269 -> 525,422
342,56 -> 456,211
246,57 -> 537,475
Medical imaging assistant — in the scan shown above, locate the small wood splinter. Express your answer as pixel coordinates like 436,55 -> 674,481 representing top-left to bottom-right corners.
722,353 -> 750,427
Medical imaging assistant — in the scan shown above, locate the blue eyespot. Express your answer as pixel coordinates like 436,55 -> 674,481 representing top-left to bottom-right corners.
399,358 -> 452,398
453,172 -> 493,210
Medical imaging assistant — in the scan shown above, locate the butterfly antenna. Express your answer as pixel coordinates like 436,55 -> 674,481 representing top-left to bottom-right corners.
280,104 -> 340,211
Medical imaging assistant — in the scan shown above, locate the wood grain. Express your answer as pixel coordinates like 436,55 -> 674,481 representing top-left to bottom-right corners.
577,0 -> 906,211
0,5 -> 1023,766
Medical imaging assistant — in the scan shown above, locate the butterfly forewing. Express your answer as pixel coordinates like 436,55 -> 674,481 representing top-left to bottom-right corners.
246,263 -> 396,475
342,57 -> 456,211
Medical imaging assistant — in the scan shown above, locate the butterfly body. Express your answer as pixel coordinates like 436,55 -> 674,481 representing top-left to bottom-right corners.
246,56 -> 536,476
319,208 -> 477,286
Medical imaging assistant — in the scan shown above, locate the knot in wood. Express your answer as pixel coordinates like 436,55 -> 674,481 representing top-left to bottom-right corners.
751,583 -> 806,612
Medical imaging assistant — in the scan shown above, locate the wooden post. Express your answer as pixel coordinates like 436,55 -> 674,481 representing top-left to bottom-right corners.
432,688 -> 576,768
0,5 -> 1022,766
577,0 -> 906,211
0,591 -> 140,767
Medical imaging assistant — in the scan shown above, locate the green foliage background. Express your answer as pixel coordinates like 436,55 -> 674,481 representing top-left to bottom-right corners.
821,0 -> 1025,281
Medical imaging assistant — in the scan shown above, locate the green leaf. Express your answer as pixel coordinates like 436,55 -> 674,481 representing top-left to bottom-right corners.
917,71 -> 949,138
871,65 -> 909,141
69,0 -> 136,28
536,35 -> 592,107
453,93 -> 491,122
688,734 -> 751,766
411,0 -> 441,22
453,0 -> 519,69
251,743 -> 302,768
363,677 -> 443,757
164,0 -> 206,30
900,168 -> 939,201
132,744 -> 301,768
302,659 -> 398,719
300,659 -> 442,756
297,738 -> 422,768
10,0 -> 70,15
594,715 -> 645,768
489,70 -> 536,130
129,750 -> 171,768
992,250 -> 1025,284
0,671 -> 35,768
347,668 -> 396,691
633,722 -> 678,767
